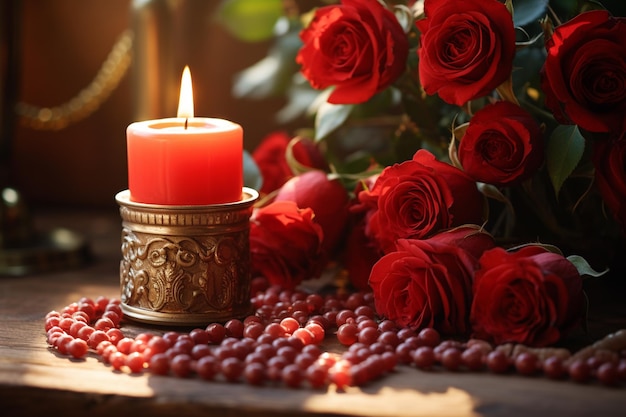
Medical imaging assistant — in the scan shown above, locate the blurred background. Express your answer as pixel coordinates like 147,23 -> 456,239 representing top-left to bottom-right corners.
3,0 -> 625,210
2,0 -> 302,208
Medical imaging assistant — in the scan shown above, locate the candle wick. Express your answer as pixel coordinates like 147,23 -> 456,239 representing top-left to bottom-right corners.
184,118 -> 188,130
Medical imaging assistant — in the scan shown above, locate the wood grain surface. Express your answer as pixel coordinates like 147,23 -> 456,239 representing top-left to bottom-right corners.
1,209 -> 625,417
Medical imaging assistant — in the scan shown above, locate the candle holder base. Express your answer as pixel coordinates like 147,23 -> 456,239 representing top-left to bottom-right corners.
115,188 -> 258,326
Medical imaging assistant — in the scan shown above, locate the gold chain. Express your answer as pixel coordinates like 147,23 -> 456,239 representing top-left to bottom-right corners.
15,29 -> 134,131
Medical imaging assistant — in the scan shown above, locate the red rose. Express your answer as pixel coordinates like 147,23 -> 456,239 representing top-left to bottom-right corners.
296,0 -> 409,104
458,101 -> 544,186
416,0 -> 516,106
274,170 -> 350,253
252,131 -> 293,195
470,245 -> 584,347
343,174 -> 381,291
369,226 -> 496,335
358,150 -> 484,253
343,212 -> 380,292
250,201 -> 324,289
252,133 -> 328,196
541,10 -> 626,135
592,136 -> 626,230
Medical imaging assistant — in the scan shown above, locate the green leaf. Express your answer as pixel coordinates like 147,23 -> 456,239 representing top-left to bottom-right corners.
581,1 -> 610,13
216,0 -> 284,42
232,29 -> 302,99
511,47 -> 545,95
546,124 -> 585,196
275,75 -> 320,124
567,255 -> 609,278
243,150 -> 262,191
314,101 -> 354,141
551,0 -> 580,16
511,0 -> 549,27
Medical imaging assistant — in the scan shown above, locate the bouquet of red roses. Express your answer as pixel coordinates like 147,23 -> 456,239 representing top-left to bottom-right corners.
219,0 -> 626,347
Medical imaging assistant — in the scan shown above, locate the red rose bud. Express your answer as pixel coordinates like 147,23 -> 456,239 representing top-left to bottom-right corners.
425,225 -> 497,260
417,0 -> 516,106
252,131 -> 293,196
275,170 -> 350,255
343,213 -> 381,292
541,10 -> 626,135
253,133 -> 328,196
592,137 -> 626,231
343,174 -> 385,291
250,201 -> 324,289
470,245 -> 585,347
458,101 -> 544,187
297,0 -> 409,104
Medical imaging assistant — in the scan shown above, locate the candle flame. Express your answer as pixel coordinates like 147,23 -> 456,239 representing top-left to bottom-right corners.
177,66 -> 194,119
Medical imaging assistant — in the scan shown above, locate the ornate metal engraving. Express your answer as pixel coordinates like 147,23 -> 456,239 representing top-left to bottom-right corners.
115,188 -> 258,325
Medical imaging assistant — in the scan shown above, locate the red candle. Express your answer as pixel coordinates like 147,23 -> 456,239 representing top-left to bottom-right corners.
126,67 -> 243,205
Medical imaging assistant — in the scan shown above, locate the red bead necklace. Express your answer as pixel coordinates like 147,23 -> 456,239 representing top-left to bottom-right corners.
44,277 -> 626,388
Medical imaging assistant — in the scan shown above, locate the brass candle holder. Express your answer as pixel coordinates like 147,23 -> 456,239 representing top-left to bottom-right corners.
115,188 -> 258,326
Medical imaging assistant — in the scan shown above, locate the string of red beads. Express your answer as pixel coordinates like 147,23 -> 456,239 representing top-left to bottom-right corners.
44,277 -> 626,389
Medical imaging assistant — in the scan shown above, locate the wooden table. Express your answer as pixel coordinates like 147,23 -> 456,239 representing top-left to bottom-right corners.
1,208 -> 625,417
